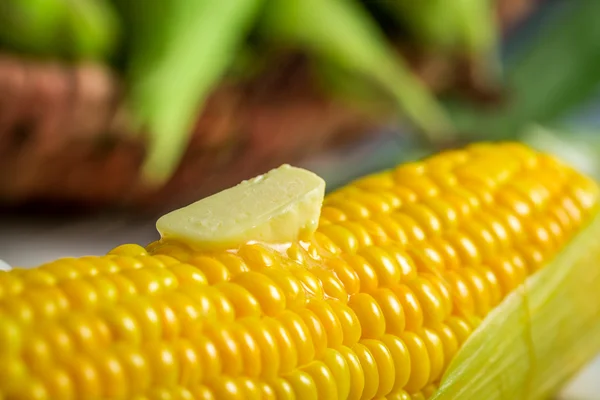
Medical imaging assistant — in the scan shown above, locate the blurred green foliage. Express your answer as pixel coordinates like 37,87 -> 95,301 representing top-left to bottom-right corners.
449,0 -> 600,142
0,0 -> 502,182
10,0 -> 600,185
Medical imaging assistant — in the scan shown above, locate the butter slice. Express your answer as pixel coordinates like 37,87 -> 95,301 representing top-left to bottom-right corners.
156,165 -> 326,249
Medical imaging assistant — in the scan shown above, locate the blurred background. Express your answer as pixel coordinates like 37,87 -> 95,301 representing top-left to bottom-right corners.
1,0 -> 600,397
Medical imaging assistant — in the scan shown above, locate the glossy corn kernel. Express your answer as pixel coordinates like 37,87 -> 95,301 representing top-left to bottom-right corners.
1,142 -> 599,400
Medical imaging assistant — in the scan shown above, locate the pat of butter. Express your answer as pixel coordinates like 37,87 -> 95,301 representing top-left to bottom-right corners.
156,164 -> 326,249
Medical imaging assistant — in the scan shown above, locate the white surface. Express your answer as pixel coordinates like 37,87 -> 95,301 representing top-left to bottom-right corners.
0,259 -> 10,271
0,214 -> 158,267
560,360 -> 600,399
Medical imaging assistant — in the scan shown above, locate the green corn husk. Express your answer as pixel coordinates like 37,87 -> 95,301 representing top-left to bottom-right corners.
433,211 -> 600,399
375,0 -> 501,96
450,0 -> 600,141
453,0 -> 497,56
0,0 -> 119,60
117,0 -> 265,183
259,0 -> 455,143
375,0 -> 462,51
374,0 -> 497,55
64,0 -> 121,60
314,59 -> 394,115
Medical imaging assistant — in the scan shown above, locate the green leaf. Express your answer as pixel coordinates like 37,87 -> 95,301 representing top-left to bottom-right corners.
372,0 -> 496,55
450,1 -> 600,140
120,0 -> 264,183
65,0 -> 121,60
259,0 -> 454,143
433,210 -> 600,399
0,0 -> 119,60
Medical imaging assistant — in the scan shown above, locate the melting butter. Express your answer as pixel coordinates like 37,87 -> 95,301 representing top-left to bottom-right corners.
156,164 -> 326,250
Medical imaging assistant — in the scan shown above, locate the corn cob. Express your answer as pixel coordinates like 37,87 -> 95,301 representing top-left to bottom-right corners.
1,142 -> 599,400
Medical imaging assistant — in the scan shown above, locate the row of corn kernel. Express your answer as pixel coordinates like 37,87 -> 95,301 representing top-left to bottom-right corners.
171,167 -> 568,398
321,143 -> 546,229
310,144 -> 598,397
0,160 -> 466,400
412,145 -> 600,392
316,194 -> 471,396
262,145 -> 591,398
147,239 -> 450,398
136,145 -> 478,393
2,242 -> 373,399
317,155 -> 488,397
2,142 -> 596,398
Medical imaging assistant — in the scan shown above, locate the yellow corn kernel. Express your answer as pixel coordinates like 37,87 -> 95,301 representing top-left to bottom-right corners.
2,142 -> 599,399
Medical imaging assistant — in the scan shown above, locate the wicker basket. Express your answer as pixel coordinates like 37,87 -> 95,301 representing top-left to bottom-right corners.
0,0 -> 537,213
